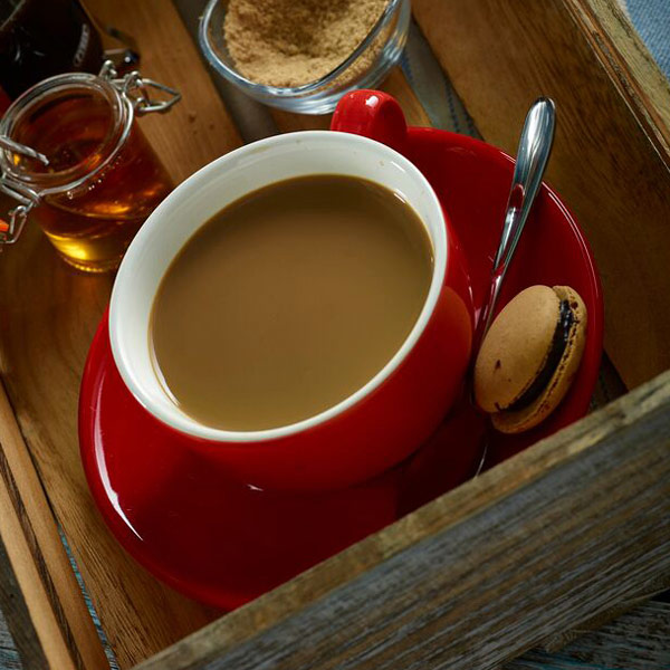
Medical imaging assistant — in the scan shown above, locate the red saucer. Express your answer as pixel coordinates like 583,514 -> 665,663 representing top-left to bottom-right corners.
79,115 -> 603,610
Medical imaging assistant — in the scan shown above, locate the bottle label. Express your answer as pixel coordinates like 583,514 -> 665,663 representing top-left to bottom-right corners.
73,22 -> 91,68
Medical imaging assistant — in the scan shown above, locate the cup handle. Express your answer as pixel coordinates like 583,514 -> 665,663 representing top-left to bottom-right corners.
331,90 -> 408,155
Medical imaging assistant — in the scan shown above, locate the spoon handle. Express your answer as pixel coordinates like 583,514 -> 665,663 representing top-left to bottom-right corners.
476,97 -> 556,347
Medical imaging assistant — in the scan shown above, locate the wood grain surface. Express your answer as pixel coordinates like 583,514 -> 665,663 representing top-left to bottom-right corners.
545,600 -> 670,669
0,506 -> 56,670
2,0 -> 669,667
0,0 -> 242,666
0,609 -> 21,670
538,575 -> 670,654
507,601 -> 670,669
412,0 -> 670,390
0,392 -> 75,670
135,370 -> 670,670
0,2 -> 434,667
2,598 -> 668,670
569,0 -> 670,157
0,378 -> 108,670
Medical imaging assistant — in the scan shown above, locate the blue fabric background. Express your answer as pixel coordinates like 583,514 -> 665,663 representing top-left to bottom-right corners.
627,0 -> 670,77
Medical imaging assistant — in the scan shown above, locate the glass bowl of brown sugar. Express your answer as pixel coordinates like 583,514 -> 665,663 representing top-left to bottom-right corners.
199,0 -> 410,115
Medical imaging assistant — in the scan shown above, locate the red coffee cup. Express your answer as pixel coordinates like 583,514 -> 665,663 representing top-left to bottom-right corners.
109,101 -> 473,492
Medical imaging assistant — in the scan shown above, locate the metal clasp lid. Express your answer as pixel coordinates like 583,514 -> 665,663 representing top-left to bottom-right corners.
99,60 -> 181,115
0,201 -> 30,246
0,137 -> 42,245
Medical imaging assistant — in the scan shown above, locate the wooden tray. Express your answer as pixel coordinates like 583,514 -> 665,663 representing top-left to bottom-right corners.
0,0 -> 668,668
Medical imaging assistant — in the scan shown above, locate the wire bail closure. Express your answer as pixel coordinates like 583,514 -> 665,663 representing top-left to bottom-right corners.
0,61 -> 181,248
99,60 -> 181,115
0,176 -> 40,245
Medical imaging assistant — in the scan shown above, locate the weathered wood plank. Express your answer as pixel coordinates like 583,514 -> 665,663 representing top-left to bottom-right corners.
412,0 -> 670,390
507,601 -> 670,670
0,391 -> 75,670
539,576 -> 670,652
0,532 -> 50,670
568,0 -> 670,157
134,370 -> 670,670
0,379 -> 109,670
0,608 -> 21,670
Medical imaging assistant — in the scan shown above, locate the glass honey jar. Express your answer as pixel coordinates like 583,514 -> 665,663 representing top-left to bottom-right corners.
0,61 -> 179,272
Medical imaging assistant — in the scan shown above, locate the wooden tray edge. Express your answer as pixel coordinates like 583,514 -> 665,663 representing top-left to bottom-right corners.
133,369 -> 670,670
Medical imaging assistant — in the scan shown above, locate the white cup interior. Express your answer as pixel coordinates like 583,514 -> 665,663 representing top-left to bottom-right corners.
109,131 -> 447,442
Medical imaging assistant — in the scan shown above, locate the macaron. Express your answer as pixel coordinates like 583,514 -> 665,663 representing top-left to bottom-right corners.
474,285 -> 587,434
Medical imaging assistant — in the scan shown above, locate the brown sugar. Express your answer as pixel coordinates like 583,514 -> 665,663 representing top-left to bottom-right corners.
224,0 -> 389,88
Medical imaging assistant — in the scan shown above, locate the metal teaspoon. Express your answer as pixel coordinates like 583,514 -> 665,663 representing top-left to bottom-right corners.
474,97 -> 556,350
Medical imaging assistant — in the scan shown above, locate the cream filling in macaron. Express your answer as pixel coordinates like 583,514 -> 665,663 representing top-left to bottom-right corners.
503,299 -> 575,412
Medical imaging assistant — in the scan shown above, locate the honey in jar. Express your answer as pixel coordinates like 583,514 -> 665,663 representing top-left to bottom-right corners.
0,64 -> 177,272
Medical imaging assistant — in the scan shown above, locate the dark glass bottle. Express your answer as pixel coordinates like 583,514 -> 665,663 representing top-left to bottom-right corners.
0,0 -> 103,101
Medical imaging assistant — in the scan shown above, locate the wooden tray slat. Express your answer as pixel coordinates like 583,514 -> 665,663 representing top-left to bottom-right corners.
413,0 -> 670,390
0,378 -> 108,670
569,0 -> 670,156
0,391 -> 76,670
2,0 -> 669,667
135,370 -> 670,670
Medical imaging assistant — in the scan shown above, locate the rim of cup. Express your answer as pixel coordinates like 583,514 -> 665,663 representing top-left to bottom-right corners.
109,131 -> 448,443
